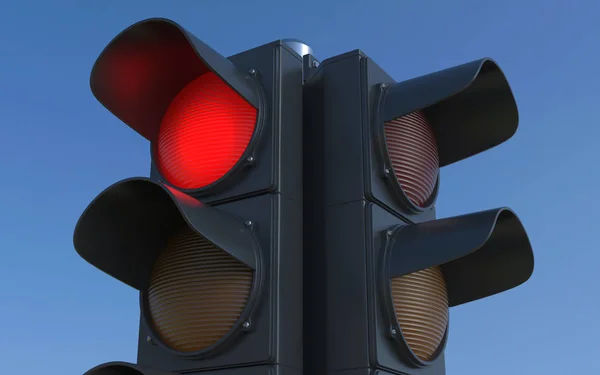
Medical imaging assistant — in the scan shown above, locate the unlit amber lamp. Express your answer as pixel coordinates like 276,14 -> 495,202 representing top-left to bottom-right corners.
146,227 -> 254,353
391,266 -> 449,361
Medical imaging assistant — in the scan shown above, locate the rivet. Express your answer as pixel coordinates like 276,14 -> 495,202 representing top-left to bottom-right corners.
146,335 -> 153,343
243,321 -> 251,328
391,328 -> 397,335
246,156 -> 255,163
244,221 -> 252,227
386,230 -> 393,236
248,69 -> 256,75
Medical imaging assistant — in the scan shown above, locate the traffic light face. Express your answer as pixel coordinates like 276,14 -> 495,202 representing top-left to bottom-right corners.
152,71 -> 258,191
302,50 -> 534,375
74,18 -> 304,375
368,57 -> 520,222
306,51 -> 520,223
90,18 -> 298,204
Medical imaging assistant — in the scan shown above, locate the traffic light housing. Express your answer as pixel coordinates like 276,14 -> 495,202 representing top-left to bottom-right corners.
72,18 -> 535,375
302,51 -> 534,374
74,18 -> 304,375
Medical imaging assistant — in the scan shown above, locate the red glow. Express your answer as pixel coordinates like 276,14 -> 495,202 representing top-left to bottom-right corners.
156,72 -> 257,190
384,111 -> 439,207
164,185 -> 203,207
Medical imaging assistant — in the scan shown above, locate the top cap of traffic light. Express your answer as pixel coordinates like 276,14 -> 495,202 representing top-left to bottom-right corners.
378,58 -> 518,168
90,18 -> 263,191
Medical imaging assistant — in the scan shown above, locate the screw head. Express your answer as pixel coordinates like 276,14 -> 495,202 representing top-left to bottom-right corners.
391,328 -> 397,335
146,335 -> 153,343
244,220 -> 252,227
248,68 -> 256,75
312,60 -> 319,68
384,168 -> 391,175
246,156 -> 255,163
243,321 -> 251,328
386,230 -> 393,236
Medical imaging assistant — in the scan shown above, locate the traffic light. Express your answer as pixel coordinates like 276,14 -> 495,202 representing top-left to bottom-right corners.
302,52 -> 535,374
74,18 -> 304,375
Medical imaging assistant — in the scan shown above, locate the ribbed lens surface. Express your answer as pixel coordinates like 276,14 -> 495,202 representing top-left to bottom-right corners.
156,71 -> 257,190
147,227 -> 254,353
384,111 -> 439,207
391,266 -> 448,362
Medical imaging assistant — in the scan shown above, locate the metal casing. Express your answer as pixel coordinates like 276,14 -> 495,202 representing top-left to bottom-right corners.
76,20 -> 304,375
302,50 -> 534,375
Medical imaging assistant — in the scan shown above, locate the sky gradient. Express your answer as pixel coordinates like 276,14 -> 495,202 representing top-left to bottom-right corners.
1,0 -> 599,374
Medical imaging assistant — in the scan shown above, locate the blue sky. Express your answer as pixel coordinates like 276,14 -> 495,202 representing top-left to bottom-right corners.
1,0 -> 599,374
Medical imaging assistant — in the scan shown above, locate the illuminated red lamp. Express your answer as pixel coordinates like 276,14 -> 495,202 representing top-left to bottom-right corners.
156,72 -> 258,190
383,110 -> 439,209
88,19 -> 263,193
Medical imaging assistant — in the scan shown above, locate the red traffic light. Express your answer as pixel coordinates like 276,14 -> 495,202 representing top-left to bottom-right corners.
156,71 -> 257,190
75,17 -> 307,374
90,18 -> 263,192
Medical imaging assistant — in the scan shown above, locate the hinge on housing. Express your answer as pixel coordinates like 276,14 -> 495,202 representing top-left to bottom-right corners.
303,54 -> 320,83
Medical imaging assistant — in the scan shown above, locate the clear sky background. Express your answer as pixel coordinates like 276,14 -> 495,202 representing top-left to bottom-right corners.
1,0 -> 598,374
